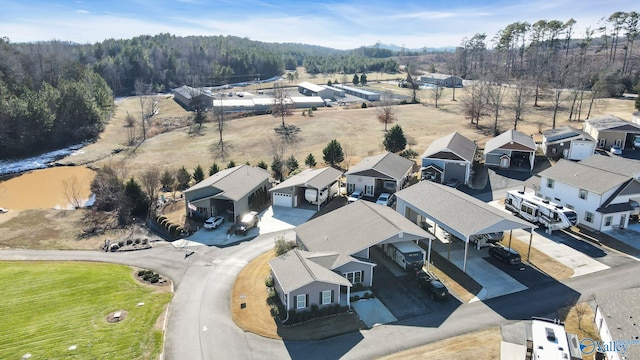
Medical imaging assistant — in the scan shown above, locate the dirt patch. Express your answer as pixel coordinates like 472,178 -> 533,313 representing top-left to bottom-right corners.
106,309 -> 128,323
499,236 -> 574,280
379,326 -> 501,360
559,302 -> 601,360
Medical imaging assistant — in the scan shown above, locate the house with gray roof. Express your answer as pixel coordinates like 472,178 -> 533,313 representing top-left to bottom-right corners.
541,126 -> 595,161
172,85 -> 214,111
270,200 -> 434,313
594,287 -> 640,360
583,115 -> 640,150
183,165 -> 271,222
537,155 -> 640,231
484,130 -> 536,172
269,167 -> 343,209
345,152 -> 415,198
421,132 -> 477,185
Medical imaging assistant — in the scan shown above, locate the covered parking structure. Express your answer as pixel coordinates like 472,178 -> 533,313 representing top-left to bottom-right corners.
394,181 -> 536,272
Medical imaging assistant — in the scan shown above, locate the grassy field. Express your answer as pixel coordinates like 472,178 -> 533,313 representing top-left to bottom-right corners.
0,261 -> 172,360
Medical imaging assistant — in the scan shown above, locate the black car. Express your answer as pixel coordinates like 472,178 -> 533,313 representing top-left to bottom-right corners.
416,270 -> 448,300
488,245 -> 521,265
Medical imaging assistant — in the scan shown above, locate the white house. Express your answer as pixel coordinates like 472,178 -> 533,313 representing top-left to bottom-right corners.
536,155 -> 640,231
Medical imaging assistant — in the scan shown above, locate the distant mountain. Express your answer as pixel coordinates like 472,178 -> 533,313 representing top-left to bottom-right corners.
366,43 -> 455,53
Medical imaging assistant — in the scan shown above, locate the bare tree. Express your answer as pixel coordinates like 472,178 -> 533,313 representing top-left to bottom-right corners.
510,78 -> 532,131
62,176 -> 85,209
135,78 -> 154,142
212,104 -> 229,160
461,80 -> 489,129
377,105 -> 397,131
139,167 -> 161,216
430,85 -> 444,108
271,82 -> 293,128
487,83 -> 508,136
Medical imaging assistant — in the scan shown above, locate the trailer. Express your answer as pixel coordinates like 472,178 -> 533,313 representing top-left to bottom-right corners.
504,190 -> 578,233
304,188 -> 328,205
382,241 -> 426,272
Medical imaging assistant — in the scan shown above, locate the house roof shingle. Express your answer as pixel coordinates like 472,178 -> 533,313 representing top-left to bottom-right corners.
395,181 -> 534,241
594,288 -> 640,360
585,115 -> 640,131
270,167 -> 343,192
183,165 -> 270,201
542,126 -> 594,144
538,158 -> 630,195
421,132 -> 477,163
345,152 -> 415,180
269,249 -> 351,293
578,154 -> 640,178
484,130 -> 536,154
295,200 -> 434,262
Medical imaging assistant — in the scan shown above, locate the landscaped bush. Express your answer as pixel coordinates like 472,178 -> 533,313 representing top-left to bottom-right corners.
138,269 -> 160,283
361,102 -> 367,108
134,238 -> 141,245
287,309 -> 297,323
310,304 -> 319,316
118,241 -> 125,247
126,239 -> 133,246
270,305 -> 280,317
265,274 -> 274,287
142,239 -> 149,245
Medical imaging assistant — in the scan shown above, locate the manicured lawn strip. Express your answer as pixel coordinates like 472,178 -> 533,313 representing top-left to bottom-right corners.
0,261 -> 171,360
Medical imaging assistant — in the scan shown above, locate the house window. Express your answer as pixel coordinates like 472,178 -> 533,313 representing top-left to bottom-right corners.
585,211 -> 594,223
604,216 -> 612,227
547,178 -> 554,188
565,204 -> 574,210
598,139 -> 606,148
347,183 -> 355,193
578,188 -> 588,200
344,271 -> 363,284
296,294 -> 306,309
321,290 -> 332,305
615,139 -> 622,147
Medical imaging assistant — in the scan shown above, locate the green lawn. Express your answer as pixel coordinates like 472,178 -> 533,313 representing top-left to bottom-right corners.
0,261 -> 172,360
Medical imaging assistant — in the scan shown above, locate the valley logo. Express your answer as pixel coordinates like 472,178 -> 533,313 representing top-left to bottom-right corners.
580,338 -> 640,355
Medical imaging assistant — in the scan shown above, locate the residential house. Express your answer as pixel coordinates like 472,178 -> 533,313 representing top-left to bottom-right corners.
541,126 -> 596,160
583,115 -> 640,150
345,152 -> 415,197
421,132 -> 476,185
418,74 -> 463,88
269,200 -> 434,314
183,165 -> 271,221
594,288 -> 640,360
537,155 -> 640,231
269,167 -> 343,209
484,130 -> 536,172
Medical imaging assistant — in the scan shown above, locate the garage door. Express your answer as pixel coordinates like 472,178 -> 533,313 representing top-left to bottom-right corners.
569,142 -> 594,161
272,193 -> 293,207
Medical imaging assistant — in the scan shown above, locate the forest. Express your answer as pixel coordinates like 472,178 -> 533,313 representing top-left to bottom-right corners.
0,10 -> 639,159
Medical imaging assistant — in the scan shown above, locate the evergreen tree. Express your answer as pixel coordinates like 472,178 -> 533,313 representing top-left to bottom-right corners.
227,160 -> 236,169
208,162 -> 220,176
124,177 -> 149,217
256,160 -> 268,170
304,153 -> 317,168
323,139 -> 344,166
176,166 -> 191,189
352,74 -> 360,85
271,157 -> 285,181
285,155 -> 299,174
383,125 -> 407,153
193,164 -> 205,183
360,73 -> 367,85
160,169 -> 175,190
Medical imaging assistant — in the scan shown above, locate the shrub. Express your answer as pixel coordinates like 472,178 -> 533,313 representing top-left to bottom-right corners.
361,102 -> 367,108
287,309 -> 297,323
399,149 -> 419,159
310,304 -> 319,316
134,238 -> 141,245
118,241 -> 125,247
142,239 -> 149,245
311,106 -> 318,111
270,305 -> 280,318
265,274 -> 274,287
126,239 -> 133,246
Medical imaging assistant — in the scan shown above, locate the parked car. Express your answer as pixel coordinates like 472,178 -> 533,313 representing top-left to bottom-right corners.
347,190 -> 363,203
610,145 -> 623,155
488,245 -> 521,265
445,178 -> 460,188
234,211 -> 259,235
376,193 -> 392,206
486,231 -> 504,242
204,216 -> 224,230
416,270 -> 448,300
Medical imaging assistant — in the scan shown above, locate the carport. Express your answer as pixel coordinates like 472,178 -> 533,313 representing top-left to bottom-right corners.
395,181 -> 536,272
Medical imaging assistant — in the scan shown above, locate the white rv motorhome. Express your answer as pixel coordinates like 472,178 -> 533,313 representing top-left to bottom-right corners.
504,190 -> 578,233
304,188 -> 328,205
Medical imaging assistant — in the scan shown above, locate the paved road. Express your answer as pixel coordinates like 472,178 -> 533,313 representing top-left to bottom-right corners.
4,234 -> 640,359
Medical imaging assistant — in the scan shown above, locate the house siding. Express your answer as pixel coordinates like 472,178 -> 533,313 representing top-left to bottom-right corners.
287,281 -> 342,312
346,174 -> 376,194
334,262 -> 374,287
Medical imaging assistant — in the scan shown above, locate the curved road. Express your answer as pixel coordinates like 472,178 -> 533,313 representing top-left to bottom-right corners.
3,232 -> 640,359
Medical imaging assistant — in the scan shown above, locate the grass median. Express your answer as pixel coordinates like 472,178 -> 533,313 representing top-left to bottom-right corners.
0,261 -> 172,360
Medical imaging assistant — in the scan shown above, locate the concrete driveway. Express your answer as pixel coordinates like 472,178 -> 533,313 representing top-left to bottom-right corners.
606,223 -> 640,250
185,206 -> 316,246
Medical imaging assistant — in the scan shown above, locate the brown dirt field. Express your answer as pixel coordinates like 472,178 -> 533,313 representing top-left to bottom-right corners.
379,327 -> 501,360
499,235 -> 575,280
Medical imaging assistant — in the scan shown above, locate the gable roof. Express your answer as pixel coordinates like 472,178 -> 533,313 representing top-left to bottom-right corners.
345,152 -> 415,180
395,181 -> 534,241
585,115 -> 640,132
578,154 -> 640,178
594,288 -> 640,360
295,200 -> 433,261
183,165 -> 270,201
542,126 -> 594,144
269,249 -> 352,293
538,158 -> 630,194
484,130 -> 536,154
421,132 -> 477,163
270,167 -> 343,192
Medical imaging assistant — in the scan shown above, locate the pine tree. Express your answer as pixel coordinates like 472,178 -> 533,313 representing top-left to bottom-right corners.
383,125 -> 407,153
323,139 -> 344,166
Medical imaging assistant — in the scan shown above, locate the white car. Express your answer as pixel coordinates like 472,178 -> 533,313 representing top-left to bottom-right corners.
610,145 -> 623,155
376,193 -> 392,206
347,190 -> 363,203
204,216 -> 224,230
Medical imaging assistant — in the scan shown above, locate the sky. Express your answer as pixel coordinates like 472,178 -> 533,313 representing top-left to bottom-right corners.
0,0 -> 637,50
